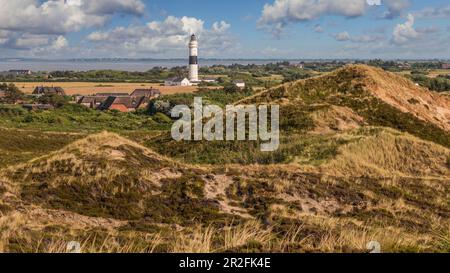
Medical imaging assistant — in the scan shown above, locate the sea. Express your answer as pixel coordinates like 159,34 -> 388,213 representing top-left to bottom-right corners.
0,59 -> 304,72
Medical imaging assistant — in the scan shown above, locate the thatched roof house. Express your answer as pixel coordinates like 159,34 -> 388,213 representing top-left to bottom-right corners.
98,96 -> 148,112
33,86 -> 66,96
131,88 -> 161,98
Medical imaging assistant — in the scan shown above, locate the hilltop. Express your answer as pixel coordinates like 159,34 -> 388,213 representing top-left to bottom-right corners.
244,65 -> 449,142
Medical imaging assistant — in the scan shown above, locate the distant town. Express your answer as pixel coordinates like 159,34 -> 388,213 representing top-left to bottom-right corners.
0,34 -> 449,113
1,59 -> 449,113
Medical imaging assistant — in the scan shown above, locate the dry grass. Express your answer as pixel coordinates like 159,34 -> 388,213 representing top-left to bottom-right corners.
322,128 -> 450,178
0,210 -> 445,253
311,105 -> 365,134
13,82 -> 201,96
172,226 -> 215,253
1,129 -> 449,253
356,65 -> 450,131
35,233 -> 164,253
222,221 -> 273,251
0,213 -> 25,252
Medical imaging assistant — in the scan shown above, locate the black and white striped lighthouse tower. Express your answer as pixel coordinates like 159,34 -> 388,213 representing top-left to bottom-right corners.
188,34 -> 199,82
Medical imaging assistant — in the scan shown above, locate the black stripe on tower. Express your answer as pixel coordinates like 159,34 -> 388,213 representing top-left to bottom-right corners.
189,56 -> 198,65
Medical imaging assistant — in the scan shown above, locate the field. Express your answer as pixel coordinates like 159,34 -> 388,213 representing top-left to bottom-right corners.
428,69 -> 450,78
13,82 -> 201,96
396,69 -> 450,78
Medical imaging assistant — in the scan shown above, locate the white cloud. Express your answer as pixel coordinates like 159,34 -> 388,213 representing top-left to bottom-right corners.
351,34 -> 384,43
333,31 -> 385,43
258,0 -> 415,37
51,35 -> 69,50
83,0 -> 145,16
0,0 -> 145,55
341,29 -> 450,59
381,0 -> 410,19
212,21 -> 231,33
260,0 -> 367,23
334,31 -> 351,41
392,14 -> 419,44
0,0 -> 145,35
86,16 -> 235,57
414,5 -> 450,19
0,31 -> 69,55
259,0 -> 367,36
14,35 -> 50,49
416,26 -> 440,34
313,24 -> 324,33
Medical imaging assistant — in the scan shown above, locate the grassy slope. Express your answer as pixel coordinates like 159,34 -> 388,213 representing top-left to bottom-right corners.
144,66 -> 450,165
0,132 -> 449,253
0,128 -> 84,168
245,65 -> 450,147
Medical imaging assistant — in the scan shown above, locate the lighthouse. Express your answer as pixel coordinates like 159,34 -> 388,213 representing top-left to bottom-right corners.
189,34 -> 199,82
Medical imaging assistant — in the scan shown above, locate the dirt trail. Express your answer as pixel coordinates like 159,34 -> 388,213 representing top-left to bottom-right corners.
204,175 -> 252,218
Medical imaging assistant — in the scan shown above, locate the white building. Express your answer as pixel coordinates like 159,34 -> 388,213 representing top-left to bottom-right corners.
233,80 -> 246,89
202,77 -> 217,83
189,34 -> 199,82
165,77 -> 191,86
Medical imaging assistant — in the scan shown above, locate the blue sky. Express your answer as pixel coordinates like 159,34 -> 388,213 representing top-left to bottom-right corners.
0,0 -> 449,59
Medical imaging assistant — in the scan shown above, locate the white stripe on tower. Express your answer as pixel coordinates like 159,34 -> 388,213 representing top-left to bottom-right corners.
189,34 -> 199,82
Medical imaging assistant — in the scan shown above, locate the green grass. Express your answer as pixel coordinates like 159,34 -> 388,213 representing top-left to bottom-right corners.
0,128 -> 83,168
150,88 -> 255,113
0,104 -> 172,132
145,131 -> 344,165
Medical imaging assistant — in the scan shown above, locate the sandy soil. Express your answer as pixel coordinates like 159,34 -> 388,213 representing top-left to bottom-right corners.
13,82 -> 201,96
360,65 -> 450,131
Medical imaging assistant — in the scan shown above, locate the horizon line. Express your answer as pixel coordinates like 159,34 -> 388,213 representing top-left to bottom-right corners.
1,58 -> 450,62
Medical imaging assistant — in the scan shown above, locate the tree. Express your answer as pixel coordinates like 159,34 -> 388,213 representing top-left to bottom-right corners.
38,94 -> 69,108
0,83 -> 24,104
223,84 -> 241,93
148,100 -> 173,116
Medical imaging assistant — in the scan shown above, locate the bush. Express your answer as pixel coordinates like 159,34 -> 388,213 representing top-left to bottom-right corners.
37,94 -> 70,108
152,113 -> 172,124
0,83 -> 24,103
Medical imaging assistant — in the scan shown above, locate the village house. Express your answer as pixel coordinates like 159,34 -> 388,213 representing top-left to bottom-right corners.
201,77 -> 217,83
77,88 -> 161,111
293,62 -> 305,69
33,86 -> 66,96
442,63 -> 450,70
131,88 -> 161,98
77,96 -> 109,109
0,90 -> 5,99
8,70 -> 32,76
164,77 -> 191,86
98,96 -> 148,112
95,92 -> 129,97
233,80 -> 246,89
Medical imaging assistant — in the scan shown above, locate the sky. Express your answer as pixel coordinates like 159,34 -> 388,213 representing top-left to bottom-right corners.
0,0 -> 449,59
